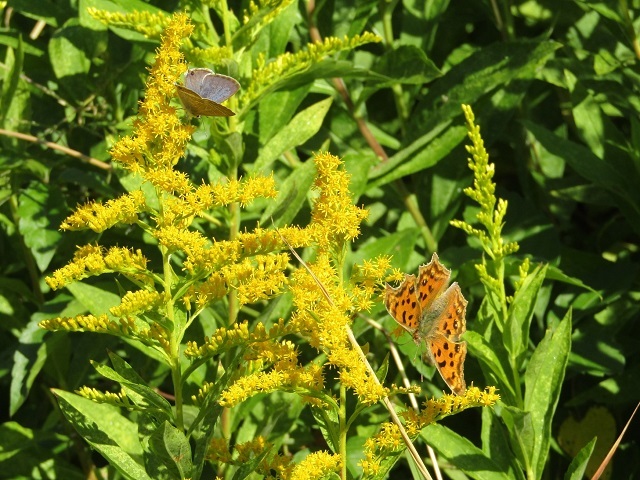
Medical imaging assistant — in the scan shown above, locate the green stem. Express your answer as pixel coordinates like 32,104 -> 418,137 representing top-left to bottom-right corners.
380,0 -> 408,133
219,0 -> 240,121
495,257 -> 524,406
219,0 -> 232,50
172,359 -> 184,430
400,186 -> 437,252
339,384 -> 347,480
380,0 -> 396,45
162,245 -> 184,429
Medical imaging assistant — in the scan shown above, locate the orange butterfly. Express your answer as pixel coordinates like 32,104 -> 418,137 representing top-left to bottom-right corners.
384,253 -> 467,395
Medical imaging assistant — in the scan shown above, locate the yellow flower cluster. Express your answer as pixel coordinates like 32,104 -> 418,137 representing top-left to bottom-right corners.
207,437 -> 233,463
184,175 -> 277,210
109,14 -> 195,177
206,436 -> 297,479
188,46 -> 233,67
182,253 -> 289,310
349,256 -> 396,312
110,289 -> 163,317
45,245 -> 149,290
154,224 -> 301,275
289,451 -> 341,480
87,8 -> 170,39
219,358 -> 324,407
311,152 -> 368,248
242,0 -> 296,27
402,386 -> 500,434
360,387 -> 501,473
360,422 -> 403,476
235,436 -> 269,462
289,276 -> 388,405
185,321 -> 252,358
76,386 -> 130,407
40,314 -> 139,336
61,191 -> 146,232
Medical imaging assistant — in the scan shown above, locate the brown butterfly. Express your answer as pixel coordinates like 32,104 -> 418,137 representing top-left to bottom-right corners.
384,253 -> 467,395
176,68 -> 240,117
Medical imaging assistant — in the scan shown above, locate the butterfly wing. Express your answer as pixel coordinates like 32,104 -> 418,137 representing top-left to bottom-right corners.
198,73 -> 240,103
184,68 -> 213,92
176,85 -> 236,117
416,253 -> 452,312
428,333 -> 467,395
384,274 -> 421,334
423,282 -> 468,394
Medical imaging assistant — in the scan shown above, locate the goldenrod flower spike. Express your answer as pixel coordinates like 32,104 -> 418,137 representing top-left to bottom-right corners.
360,388 -> 500,475
88,9 -> 171,39
242,34 -> 381,111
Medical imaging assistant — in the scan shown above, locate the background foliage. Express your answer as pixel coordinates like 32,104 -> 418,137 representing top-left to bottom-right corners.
1,0 -> 639,479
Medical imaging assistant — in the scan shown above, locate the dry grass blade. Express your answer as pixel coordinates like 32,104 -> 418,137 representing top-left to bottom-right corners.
592,400 -> 640,480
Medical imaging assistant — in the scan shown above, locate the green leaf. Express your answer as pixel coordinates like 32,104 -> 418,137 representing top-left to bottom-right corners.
1,35 -> 26,132
421,423 -> 512,480
410,40 -> 562,141
54,389 -> 152,480
251,97 -> 333,173
370,45 -> 442,87
524,121 -> 640,236
261,160 -> 316,227
189,349 -> 243,479
429,166 -> 469,240
10,320 -> 49,415
564,437 -> 596,480
311,405 -> 340,453
545,265 -> 599,295
231,448 -> 271,480
524,309 -> 572,479
504,263 -> 548,364
351,228 -> 421,271
89,352 -> 173,415
48,19 -> 106,98
147,421 -> 193,480
0,33 -> 44,57
570,87 -> 606,158
464,331 -> 516,405
66,282 -> 120,317
343,151 -> 377,201
374,353 -> 390,384
259,85 -> 311,144
368,124 -> 467,187
17,182 -> 64,272
481,409 -> 526,480
499,405 -> 535,476
0,421 -> 85,479
243,60 -> 377,111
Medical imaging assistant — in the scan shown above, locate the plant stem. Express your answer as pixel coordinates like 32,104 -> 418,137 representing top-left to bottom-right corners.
162,244 -> 184,430
380,0 -> 408,134
0,128 -> 111,170
339,384 -> 347,479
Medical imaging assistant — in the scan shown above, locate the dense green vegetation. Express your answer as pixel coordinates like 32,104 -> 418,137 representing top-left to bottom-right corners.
1,1 -> 638,479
